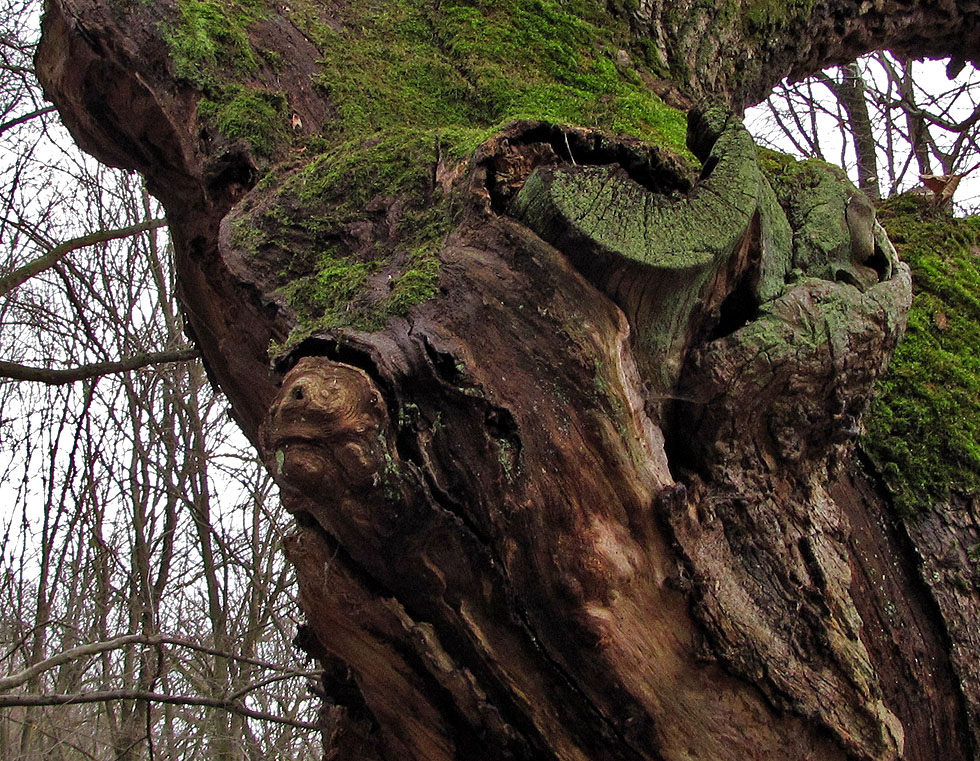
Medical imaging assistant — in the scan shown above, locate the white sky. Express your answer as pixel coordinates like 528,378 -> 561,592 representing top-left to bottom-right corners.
745,55 -> 980,213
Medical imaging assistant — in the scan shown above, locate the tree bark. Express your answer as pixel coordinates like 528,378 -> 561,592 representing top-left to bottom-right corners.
818,64 -> 882,201
34,1 -> 980,759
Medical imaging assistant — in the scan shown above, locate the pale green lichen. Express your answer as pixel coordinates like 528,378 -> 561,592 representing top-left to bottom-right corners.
510,111 -> 765,391
758,148 -> 857,278
513,111 -> 759,270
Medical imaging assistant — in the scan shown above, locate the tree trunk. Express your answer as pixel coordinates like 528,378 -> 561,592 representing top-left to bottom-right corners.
34,1 -> 980,759
819,63 -> 881,201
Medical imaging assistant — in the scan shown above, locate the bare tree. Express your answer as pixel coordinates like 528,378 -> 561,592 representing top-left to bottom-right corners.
0,2 -> 320,758
32,0 -> 980,758
749,51 -> 980,209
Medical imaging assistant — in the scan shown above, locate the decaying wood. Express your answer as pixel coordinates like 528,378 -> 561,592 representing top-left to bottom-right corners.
33,0 -> 980,759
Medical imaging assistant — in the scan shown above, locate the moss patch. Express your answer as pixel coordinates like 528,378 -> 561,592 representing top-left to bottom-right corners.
304,0 -> 688,152
863,194 -> 980,516
169,0 -> 698,351
741,0 -> 816,36
161,0 -> 300,158
163,0 -> 263,91
162,1 -> 693,164
197,85 -> 289,157
277,253 -> 371,323
234,130 -> 454,352
384,245 -> 442,317
273,244 -> 443,344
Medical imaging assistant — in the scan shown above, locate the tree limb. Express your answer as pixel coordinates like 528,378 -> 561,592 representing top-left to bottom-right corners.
0,690 -> 322,729
0,632 -> 318,692
0,216 -> 167,299
0,348 -> 200,385
0,633 -> 149,692
0,105 -> 57,136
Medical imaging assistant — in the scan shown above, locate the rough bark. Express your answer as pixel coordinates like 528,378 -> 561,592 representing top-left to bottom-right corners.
33,0 -> 980,759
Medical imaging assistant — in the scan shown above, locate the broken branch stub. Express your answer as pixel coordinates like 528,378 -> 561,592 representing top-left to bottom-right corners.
510,109 -> 763,393
509,109 -> 900,399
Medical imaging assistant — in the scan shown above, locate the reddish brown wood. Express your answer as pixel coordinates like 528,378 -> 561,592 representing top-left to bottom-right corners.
34,1 -> 980,759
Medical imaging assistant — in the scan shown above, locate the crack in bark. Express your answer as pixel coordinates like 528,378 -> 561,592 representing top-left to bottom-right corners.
846,451 -> 979,760
273,341 -> 649,759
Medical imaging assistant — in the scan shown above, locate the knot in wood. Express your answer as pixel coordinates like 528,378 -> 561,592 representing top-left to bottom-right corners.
264,357 -> 387,496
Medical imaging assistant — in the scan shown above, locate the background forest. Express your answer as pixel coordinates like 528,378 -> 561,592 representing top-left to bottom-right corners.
2,0 -> 980,758
0,1 -> 319,757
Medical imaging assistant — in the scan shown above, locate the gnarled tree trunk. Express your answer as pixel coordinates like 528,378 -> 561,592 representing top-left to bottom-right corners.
35,1 -> 980,758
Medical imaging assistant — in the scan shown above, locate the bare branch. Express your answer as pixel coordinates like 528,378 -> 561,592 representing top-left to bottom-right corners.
0,216 -> 167,298
228,670 -> 323,702
0,690 -> 322,730
0,348 -> 200,385
0,632 -> 317,692
0,633 -> 149,692
0,105 -> 56,136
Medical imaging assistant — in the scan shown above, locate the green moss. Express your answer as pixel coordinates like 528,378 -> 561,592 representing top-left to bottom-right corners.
163,0 -> 263,91
282,253 -> 371,316
272,252 -> 375,346
161,0 -> 298,155
383,246 -> 442,317
863,195 -> 980,516
183,0 -> 698,351
741,0 -> 815,35
197,85 -> 289,156
272,245 -> 443,345
296,131 -> 439,211
229,211 -> 265,252
163,0 -> 692,166
282,128 -> 464,250
248,129 -> 455,351
303,0 -> 688,152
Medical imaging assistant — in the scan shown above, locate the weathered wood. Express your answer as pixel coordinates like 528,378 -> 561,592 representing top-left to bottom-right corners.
33,1 -> 980,759
510,110 -> 763,393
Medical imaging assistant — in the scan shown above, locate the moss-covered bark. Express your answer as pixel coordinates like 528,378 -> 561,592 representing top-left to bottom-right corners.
33,1 -> 980,759
864,195 -> 980,513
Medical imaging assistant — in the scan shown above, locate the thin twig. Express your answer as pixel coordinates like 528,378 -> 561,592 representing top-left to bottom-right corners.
0,690 -> 322,730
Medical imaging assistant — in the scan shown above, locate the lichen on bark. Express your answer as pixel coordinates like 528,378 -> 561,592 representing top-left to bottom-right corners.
509,109 -> 765,392
33,0 -> 980,759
